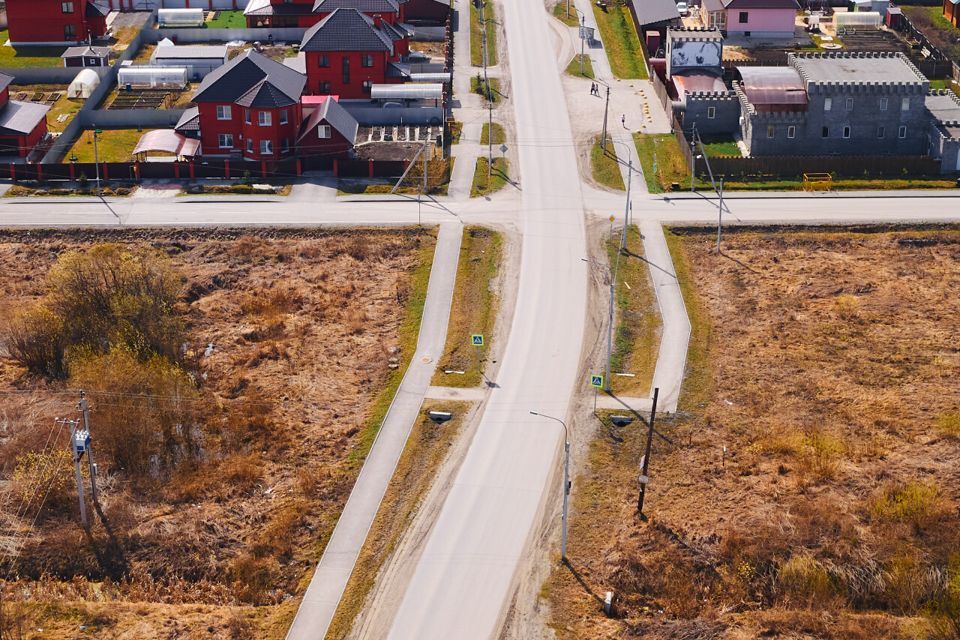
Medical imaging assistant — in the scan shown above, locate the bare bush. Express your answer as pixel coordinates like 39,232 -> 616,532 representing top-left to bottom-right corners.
11,449 -> 75,520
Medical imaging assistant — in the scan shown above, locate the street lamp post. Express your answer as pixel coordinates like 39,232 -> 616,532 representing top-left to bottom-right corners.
529,411 -> 570,563
93,128 -> 102,196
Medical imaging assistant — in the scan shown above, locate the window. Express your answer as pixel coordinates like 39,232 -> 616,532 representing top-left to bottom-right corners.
787,125 -> 796,139
318,54 -> 330,68
282,138 -> 290,153
766,125 -> 775,139
877,126 -> 885,139
845,97 -> 853,111
217,105 -> 232,120
260,140 -> 273,155
245,109 -> 251,124
64,24 -> 76,39
824,97 -> 832,112
318,124 -> 332,139
280,110 -> 288,125
901,97 -> 910,111
246,138 -> 253,153
707,106 -> 716,119
258,111 -> 272,126
61,1 -> 74,12
842,126 -> 851,139
218,133 -> 233,149
361,54 -> 374,68
879,97 -> 888,111
320,81 -> 332,94
821,126 -> 829,138
898,125 -> 907,138
738,11 -> 749,23
342,57 -> 350,84
362,80 -> 373,93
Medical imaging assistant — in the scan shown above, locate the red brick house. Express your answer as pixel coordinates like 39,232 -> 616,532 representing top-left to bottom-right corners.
177,50 -> 307,160
244,0 -> 405,27
0,74 -> 50,157
300,8 -> 410,98
6,0 -> 107,45
945,0 -> 959,28
297,96 -> 359,157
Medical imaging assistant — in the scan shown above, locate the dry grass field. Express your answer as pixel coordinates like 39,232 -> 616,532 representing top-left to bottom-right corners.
547,227 -> 960,639
0,228 -> 436,638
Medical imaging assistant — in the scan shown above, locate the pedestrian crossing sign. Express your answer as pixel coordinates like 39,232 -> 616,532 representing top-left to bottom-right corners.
590,374 -> 604,388
471,334 -> 484,347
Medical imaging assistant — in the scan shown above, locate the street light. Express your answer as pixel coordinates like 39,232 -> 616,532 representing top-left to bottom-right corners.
92,128 -> 102,197
529,410 -> 570,563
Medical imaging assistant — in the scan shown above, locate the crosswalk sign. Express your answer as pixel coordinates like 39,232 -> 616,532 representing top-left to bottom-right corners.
471,334 -> 484,347
590,374 -> 604,388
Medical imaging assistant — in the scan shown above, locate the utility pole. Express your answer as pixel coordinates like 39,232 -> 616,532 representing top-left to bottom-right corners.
419,140 -> 428,227
601,85 -> 610,152
689,123 -> 697,192
637,387 -> 659,517
481,1 -> 492,179
530,411 -> 570,563
93,128 -> 102,196
580,15 -> 586,76
78,391 -> 98,504
67,417 -> 88,529
716,177 -> 724,253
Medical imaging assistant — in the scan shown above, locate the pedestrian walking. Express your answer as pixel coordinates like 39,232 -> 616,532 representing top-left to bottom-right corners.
621,114 -> 626,128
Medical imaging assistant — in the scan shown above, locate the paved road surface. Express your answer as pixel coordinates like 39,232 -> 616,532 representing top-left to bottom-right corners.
285,223 -> 463,640
383,0 -> 589,635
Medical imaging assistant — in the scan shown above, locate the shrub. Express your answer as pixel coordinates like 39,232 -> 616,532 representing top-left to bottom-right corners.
937,412 -> 960,438
871,481 -> 947,532
12,449 -> 76,519
5,305 -> 69,378
778,553 -> 834,606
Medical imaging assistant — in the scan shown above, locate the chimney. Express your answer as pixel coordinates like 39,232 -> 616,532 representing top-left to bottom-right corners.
373,14 -> 383,28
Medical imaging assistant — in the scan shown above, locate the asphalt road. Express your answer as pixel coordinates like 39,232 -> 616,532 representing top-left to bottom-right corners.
383,0 -> 590,635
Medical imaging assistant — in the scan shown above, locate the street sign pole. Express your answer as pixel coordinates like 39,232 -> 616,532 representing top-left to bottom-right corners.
637,387 -> 659,517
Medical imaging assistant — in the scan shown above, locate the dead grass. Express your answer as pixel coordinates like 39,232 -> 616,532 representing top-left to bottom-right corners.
547,227 -> 960,638
0,228 -> 436,637
433,227 -> 503,388
325,402 -> 471,640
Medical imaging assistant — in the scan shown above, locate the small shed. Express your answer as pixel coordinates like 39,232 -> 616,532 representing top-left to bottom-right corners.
62,46 -> 110,69
68,68 -> 101,99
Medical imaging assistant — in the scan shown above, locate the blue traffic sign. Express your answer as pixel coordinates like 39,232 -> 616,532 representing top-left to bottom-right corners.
471,334 -> 485,346
590,374 -> 604,388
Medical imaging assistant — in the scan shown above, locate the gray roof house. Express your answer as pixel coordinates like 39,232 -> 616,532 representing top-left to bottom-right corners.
192,50 -> 306,108
300,8 -> 398,53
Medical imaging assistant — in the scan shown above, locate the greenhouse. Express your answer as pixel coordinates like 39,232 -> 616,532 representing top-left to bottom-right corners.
118,66 -> 189,90
67,69 -> 100,100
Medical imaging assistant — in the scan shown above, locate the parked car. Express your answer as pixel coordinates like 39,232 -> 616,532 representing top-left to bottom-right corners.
676,1 -> 689,15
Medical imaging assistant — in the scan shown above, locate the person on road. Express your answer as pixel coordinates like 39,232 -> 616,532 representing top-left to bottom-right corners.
621,114 -> 626,128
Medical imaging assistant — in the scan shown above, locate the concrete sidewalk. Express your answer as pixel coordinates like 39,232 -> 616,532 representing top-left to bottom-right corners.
285,222 -> 463,640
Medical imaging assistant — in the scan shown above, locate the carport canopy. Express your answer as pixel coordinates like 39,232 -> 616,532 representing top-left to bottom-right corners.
132,129 -> 200,159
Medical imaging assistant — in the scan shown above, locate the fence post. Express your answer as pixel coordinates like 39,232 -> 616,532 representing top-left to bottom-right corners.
133,161 -> 140,181
368,160 -> 374,178
188,161 -> 196,179
37,164 -> 43,182
225,159 -> 230,179
103,163 -> 109,181
333,159 -> 339,177
296,158 -> 302,176
261,160 -> 267,178
174,163 -> 180,179
69,162 -> 76,180
9,164 -> 14,182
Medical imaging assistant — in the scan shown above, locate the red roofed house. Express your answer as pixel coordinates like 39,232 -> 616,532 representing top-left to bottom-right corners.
244,0 -> 405,28
0,74 -> 51,157
5,0 -> 108,45
297,95 -> 359,157
176,50 -> 306,160
299,8 -> 410,98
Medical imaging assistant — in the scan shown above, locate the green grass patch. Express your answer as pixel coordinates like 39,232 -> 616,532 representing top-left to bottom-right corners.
206,9 -> 247,28
68,129 -> 154,163
470,0 -> 498,66
349,229 -> 438,465
552,2 -> 580,26
634,133 -> 691,193
591,3 -> 648,79
480,122 -> 505,145
470,75 -> 501,103
606,225 -> 661,395
434,227 -> 503,387
448,120 -> 463,145
0,30 -> 66,67
565,54 -> 595,79
699,136 -> 740,157
590,136 -> 625,190
663,229 -> 714,413
470,157 -> 509,197
327,401 -> 472,640
717,177 -> 958,191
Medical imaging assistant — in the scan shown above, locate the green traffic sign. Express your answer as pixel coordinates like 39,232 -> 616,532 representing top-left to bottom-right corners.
590,374 -> 604,388
471,334 -> 484,347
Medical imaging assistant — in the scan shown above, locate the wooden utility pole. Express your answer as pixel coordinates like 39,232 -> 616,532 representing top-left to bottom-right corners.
637,387 -> 659,517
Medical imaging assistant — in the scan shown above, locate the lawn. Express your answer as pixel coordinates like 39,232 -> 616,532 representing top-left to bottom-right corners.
470,0 -> 498,66
590,136 -> 624,190
565,54 -> 595,79
902,6 -> 960,61
591,3 -> 648,79
552,1 -> 580,27
0,30 -> 66,67
480,122 -> 505,145
207,9 -> 247,28
470,75 -> 501,103
433,227 -> 504,388
547,228 -> 960,640
634,133 -> 690,193
605,225 -> 660,395
699,136 -> 741,157
470,157 -> 509,197
68,129 -> 153,163
9,85 -> 80,133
